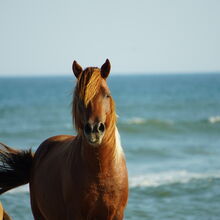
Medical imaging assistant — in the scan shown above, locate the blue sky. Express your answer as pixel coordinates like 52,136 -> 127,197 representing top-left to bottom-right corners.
0,0 -> 220,76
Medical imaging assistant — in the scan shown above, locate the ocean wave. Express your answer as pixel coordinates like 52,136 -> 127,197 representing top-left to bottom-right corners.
120,117 -> 173,126
119,116 -> 220,128
129,170 -> 220,188
208,116 -> 220,124
64,123 -> 73,129
6,184 -> 29,194
126,117 -> 146,124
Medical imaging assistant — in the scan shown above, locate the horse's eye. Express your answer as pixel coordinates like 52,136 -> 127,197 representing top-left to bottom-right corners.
105,94 -> 111,98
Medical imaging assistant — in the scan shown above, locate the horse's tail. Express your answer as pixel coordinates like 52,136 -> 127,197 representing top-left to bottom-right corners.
0,142 -> 33,194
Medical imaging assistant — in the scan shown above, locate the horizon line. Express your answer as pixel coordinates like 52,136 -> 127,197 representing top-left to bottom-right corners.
0,71 -> 220,78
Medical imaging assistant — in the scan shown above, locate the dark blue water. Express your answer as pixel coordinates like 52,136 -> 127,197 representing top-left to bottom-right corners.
0,74 -> 220,219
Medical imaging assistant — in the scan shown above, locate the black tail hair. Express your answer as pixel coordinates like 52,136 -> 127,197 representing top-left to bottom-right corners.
0,142 -> 33,194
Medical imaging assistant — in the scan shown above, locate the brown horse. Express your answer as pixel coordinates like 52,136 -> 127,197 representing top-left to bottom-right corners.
0,202 -> 11,220
0,60 -> 128,220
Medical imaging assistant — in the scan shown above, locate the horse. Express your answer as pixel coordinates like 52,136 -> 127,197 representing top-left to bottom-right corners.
0,202 -> 11,220
0,59 -> 128,220
0,202 -> 2,220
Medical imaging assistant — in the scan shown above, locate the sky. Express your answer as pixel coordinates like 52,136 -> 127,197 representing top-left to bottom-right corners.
0,0 -> 220,76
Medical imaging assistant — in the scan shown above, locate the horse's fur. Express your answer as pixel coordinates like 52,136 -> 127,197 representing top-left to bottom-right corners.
0,202 -> 12,220
0,60 -> 128,220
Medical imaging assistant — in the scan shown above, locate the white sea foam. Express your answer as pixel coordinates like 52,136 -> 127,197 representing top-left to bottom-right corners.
208,116 -> 220,124
6,184 -> 29,194
129,170 -> 220,188
125,117 -> 173,125
127,117 -> 146,124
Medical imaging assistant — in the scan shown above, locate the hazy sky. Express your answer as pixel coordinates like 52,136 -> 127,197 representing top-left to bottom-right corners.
0,0 -> 220,76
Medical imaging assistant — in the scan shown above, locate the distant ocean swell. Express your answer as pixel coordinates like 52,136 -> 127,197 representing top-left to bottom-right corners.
118,116 -> 220,134
119,116 -> 220,125
120,117 -> 173,126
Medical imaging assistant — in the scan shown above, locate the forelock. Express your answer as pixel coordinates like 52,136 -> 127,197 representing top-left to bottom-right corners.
77,67 -> 102,106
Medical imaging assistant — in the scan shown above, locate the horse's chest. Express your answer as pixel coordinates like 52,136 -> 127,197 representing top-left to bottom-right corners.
81,182 -> 120,219
63,168 -> 126,219
85,179 -> 119,202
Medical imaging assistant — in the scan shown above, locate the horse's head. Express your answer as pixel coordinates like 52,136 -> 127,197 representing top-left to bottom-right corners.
72,59 -> 116,146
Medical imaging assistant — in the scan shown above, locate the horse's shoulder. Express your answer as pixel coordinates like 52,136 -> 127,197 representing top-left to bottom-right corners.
33,135 -> 76,165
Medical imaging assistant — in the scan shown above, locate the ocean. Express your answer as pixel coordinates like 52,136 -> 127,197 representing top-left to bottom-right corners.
0,74 -> 220,219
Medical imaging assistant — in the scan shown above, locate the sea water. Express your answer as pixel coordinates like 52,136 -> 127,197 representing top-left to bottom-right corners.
0,74 -> 220,219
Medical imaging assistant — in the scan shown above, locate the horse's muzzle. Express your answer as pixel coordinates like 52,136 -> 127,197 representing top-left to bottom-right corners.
84,122 -> 105,145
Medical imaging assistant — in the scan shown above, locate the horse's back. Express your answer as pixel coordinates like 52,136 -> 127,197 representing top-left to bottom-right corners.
31,134 -> 76,178
33,135 -> 74,165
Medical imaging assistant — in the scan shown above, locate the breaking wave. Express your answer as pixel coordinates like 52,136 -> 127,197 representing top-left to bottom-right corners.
120,117 -> 173,126
6,184 -> 29,194
208,116 -> 220,124
119,116 -> 220,127
129,170 -> 220,188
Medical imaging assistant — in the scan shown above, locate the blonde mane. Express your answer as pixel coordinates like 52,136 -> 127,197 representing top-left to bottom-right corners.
77,67 -> 101,106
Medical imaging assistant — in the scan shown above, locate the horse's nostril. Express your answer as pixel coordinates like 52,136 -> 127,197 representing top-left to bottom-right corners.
98,123 -> 105,133
84,123 -> 92,134
84,122 -> 105,135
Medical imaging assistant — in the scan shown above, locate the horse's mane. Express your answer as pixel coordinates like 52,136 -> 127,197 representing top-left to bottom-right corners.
77,67 -> 101,107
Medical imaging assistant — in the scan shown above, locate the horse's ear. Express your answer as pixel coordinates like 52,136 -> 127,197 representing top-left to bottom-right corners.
72,60 -> 83,79
101,59 -> 111,79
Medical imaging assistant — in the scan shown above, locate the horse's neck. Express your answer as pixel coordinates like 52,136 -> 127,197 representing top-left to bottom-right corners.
80,127 -> 123,174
